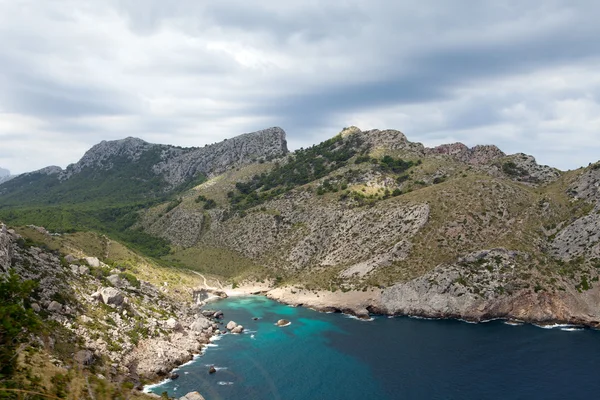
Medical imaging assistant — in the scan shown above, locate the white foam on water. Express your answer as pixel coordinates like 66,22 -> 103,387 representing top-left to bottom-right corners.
504,320 -> 524,326
343,314 -> 374,322
274,322 -> 292,327
561,327 -> 585,332
534,323 -> 581,330
218,381 -> 234,386
143,378 -> 171,393
408,315 -> 441,321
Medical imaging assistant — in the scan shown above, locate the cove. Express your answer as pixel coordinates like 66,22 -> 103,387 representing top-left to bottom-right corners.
148,296 -> 600,399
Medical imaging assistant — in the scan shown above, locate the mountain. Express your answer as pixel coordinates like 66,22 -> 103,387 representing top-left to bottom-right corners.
0,127 -> 288,207
2,126 -> 600,323
0,167 -> 13,184
3,125 -> 600,397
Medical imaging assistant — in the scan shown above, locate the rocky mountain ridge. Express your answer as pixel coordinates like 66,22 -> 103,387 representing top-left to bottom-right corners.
59,127 -> 288,188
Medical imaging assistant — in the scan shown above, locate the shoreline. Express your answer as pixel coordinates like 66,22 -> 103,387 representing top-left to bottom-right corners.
144,284 -> 597,394
223,283 -> 598,329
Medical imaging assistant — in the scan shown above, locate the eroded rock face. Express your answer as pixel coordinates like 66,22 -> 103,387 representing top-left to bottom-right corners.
202,193 -> 429,272
552,165 -> 600,261
154,127 -> 288,186
379,248 -> 600,326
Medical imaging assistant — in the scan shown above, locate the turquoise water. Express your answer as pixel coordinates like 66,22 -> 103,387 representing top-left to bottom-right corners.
148,296 -> 600,399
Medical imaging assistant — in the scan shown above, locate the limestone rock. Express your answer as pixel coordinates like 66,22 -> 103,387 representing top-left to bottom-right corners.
99,287 -> 124,306
31,303 -> 41,312
190,317 -> 212,332
47,301 -> 63,313
64,254 -> 78,263
107,274 -> 122,287
226,321 -> 238,331
179,392 -> 206,400
276,319 -> 290,327
165,318 -> 183,331
231,325 -> 244,334
85,257 -> 100,268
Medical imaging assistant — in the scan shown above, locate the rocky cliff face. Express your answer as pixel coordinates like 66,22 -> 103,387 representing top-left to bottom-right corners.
379,248 -> 600,327
154,127 -> 288,187
59,127 -> 288,188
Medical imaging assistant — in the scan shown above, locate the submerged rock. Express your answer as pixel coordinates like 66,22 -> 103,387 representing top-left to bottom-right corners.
276,319 -> 290,327
208,366 -> 216,374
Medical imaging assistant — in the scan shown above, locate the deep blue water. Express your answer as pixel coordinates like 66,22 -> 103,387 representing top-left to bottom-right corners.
148,296 -> 600,400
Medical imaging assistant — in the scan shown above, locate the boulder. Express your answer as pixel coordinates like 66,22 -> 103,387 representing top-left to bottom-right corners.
65,254 -> 78,263
208,366 -> 216,374
165,318 -> 183,331
276,319 -> 290,327
170,372 -> 179,380
99,287 -> 124,306
31,303 -> 41,312
190,317 -> 212,332
226,321 -> 238,330
79,265 -> 90,275
179,391 -> 206,400
74,350 -> 95,366
84,257 -> 100,267
107,274 -> 122,287
214,311 -> 224,319
201,309 -> 216,318
231,325 -> 244,334
47,301 -> 63,313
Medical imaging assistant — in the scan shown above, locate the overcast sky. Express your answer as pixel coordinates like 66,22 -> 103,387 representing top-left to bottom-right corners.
1,1 -> 599,174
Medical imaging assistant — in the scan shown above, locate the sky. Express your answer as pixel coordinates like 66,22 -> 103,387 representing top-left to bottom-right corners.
1,0 -> 600,174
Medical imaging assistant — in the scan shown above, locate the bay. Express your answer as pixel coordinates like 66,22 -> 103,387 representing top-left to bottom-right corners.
148,296 -> 600,400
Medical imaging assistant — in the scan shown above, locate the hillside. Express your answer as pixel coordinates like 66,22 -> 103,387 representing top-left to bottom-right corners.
3,125 -> 600,396
0,223 -> 227,399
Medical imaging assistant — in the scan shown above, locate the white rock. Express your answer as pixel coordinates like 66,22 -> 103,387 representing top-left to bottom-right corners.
85,257 -> 100,267
226,321 -> 237,330
190,317 -> 212,332
179,391 -> 206,400
231,325 -> 244,334
165,318 -> 182,331
99,287 -> 124,306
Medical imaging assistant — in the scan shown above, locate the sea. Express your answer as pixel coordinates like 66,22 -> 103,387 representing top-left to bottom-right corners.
147,296 -> 600,400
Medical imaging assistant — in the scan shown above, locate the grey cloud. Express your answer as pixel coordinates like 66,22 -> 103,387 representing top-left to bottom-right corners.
1,0 -> 600,174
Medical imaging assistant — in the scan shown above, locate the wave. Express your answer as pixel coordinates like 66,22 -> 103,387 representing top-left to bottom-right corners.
343,314 -> 374,322
274,322 -> 292,327
143,378 -> 171,393
534,323 -> 583,331
504,320 -> 524,326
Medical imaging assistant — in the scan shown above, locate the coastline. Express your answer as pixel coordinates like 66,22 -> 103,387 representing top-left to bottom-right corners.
144,283 -> 597,396
222,283 -> 598,329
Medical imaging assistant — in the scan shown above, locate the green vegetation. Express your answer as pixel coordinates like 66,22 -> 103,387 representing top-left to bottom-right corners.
0,270 -> 40,379
502,161 -> 528,177
229,134 -> 364,209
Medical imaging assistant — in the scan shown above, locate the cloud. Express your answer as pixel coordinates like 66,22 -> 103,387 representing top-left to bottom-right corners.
1,0 -> 600,173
